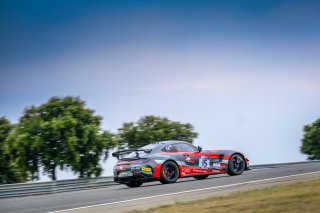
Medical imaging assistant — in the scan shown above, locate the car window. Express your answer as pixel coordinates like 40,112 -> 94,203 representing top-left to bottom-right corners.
161,144 -> 178,152
120,143 -> 157,159
177,143 -> 198,152
140,143 -> 157,150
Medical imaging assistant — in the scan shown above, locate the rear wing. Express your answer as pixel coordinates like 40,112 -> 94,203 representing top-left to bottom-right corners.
112,149 -> 152,159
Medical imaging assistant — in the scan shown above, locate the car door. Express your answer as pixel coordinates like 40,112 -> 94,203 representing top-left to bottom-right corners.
176,143 -> 212,175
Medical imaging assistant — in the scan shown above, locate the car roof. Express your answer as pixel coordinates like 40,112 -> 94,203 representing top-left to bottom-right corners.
152,140 -> 196,150
155,140 -> 187,145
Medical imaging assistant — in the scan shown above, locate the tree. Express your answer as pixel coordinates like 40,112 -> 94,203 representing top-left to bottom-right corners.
67,130 -> 116,178
301,118 -> 320,160
13,96 -> 114,180
117,115 -> 198,148
0,117 -> 28,183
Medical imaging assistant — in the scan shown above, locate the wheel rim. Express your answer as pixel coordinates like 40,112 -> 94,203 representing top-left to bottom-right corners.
164,165 -> 177,180
231,155 -> 244,172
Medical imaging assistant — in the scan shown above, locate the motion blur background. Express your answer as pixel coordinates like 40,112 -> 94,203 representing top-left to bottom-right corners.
1,0 -> 320,180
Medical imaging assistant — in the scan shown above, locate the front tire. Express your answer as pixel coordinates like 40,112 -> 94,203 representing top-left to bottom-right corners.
193,175 -> 209,180
160,161 -> 180,184
227,154 -> 245,176
125,181 -> 143,188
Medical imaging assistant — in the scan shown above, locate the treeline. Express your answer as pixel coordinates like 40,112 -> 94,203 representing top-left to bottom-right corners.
0,96 -> 198,183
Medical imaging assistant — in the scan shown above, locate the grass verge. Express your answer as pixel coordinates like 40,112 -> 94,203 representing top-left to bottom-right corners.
128,178 -> 320,213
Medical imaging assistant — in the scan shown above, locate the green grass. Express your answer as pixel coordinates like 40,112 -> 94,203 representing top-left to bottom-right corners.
128,179 -> 320,213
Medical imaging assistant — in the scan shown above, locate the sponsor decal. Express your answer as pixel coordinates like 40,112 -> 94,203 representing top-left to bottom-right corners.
118,171 -> 133,177
212,163 -> 221,169
142,166 -> 152,172
159,154 -> 172,158
130,164 -> 142,171
183,168 -> 191,173
116,161 -> 132,165
182,156 -> 197,165
119,166 -> 127,170
193,169 -> 208,173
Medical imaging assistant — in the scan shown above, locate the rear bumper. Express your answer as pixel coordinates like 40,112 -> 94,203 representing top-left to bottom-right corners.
114,172 -> 156,184
113,163 -> 157,184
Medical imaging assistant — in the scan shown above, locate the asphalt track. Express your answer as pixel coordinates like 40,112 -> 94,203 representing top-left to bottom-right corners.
1,162 -> 320,213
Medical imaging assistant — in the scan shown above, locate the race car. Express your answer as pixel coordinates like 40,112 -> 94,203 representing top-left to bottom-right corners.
112,140 -> 249,187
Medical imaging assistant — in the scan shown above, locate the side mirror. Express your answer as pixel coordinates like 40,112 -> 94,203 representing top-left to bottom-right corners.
197,146 -> 202,152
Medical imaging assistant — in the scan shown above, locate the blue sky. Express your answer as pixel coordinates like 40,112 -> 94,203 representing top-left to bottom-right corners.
1,1 -> 320,179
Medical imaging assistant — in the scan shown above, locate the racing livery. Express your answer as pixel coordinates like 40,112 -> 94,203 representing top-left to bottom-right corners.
112,141 -> 250,187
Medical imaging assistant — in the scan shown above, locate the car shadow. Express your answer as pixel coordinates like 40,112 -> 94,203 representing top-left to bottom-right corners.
117,173 -> 242,190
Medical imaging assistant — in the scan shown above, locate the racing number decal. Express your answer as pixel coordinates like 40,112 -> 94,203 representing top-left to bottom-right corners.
198,156 -> 211,168
182,155 -> 214,169
199,156 -> 221,169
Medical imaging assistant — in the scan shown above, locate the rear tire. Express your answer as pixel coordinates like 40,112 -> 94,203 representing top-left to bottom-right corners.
125,181 -> 143,188
193,175 -> 209,180
227,154 -> 245,176
160,161 -> 179,184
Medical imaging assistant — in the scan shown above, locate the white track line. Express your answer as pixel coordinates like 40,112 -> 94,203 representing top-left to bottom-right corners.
48,171 -> 320,213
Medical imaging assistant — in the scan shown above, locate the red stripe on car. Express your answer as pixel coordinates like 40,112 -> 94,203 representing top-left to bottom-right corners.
153,164 -> 162,178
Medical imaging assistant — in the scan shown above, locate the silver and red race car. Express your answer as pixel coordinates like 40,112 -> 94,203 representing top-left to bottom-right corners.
112,140 -> 250,187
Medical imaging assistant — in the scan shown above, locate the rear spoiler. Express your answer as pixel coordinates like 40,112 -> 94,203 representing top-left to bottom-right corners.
112,149 -> 152,159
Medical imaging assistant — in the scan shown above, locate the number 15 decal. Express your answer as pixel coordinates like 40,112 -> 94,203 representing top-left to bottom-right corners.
199,156 -> 211,168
